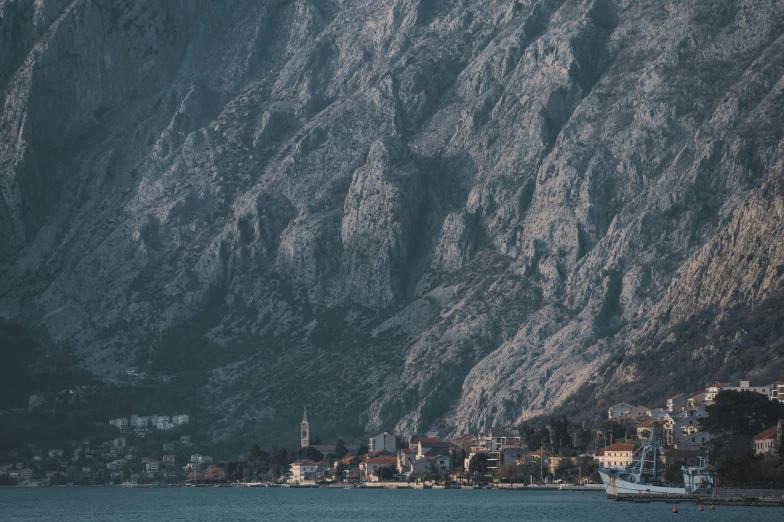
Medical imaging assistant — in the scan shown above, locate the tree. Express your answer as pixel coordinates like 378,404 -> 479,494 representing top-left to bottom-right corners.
205,465 -> 226,482
468,453 -> 488,484
703,390 -> 784,437
335,440 -> 348,460
374,466 -> 395,481
334,461 -> 346,483
495,464 -> 525,484
664,463 -> 682,485
357,444 -> 369,457
717,454 -> 761,485
49,473 -> 67,486
548,418 -> 571,455
293,446 -> 324,463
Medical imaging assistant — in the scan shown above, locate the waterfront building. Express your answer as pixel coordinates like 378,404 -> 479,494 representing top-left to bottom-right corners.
362,456 -> 397,479
595,443 -> 636,468
290,459 -> 318,482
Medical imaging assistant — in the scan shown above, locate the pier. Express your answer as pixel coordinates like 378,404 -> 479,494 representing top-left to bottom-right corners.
614,488 -> 784,508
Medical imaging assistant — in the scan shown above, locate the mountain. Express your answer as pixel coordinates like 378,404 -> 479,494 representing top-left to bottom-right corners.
2,0 -> 784,450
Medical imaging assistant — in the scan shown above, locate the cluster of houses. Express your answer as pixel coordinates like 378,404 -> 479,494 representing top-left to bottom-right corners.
108,413 -> 190,435
289,409 -> 545,484
289,380 -> 784,485
602,380 -> 784,469
290,431 -> 539,484
0,434 -> 198,486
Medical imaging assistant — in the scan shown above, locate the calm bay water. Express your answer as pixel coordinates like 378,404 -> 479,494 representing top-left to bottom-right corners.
1,487 -> 781,522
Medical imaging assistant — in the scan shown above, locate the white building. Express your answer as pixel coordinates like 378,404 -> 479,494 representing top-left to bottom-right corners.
397,448 -> 416,473
145,461 -> 160,474
608,402 -> 633,420
48,449 -> 63,458
595,443 -> 636,468
416,440 -> 456,458
363,456 -> 398,480
476,429 -> 522,451
675,432 -> 712,450
130,415 -> 149,429
625,406 -> 651,421
172,414 -> 190,426
410,458 -> 433,474
770,382 -> 784,403
753,426 -> 778,455
107,459 -> 126,471
666,394 -> 688,413
157,419 -> 174,430
427,454 -> 453,473
290,460 -> 318,482
109,418 -> 129,430
369,432 -> 397,454
724,381 -> 772,397
704,383 -> 730,403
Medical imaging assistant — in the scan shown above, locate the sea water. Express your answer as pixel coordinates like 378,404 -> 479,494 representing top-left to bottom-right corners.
1,487 -> 780,521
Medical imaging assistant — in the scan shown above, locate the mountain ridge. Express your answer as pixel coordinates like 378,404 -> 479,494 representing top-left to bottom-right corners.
2,0 -> 784,448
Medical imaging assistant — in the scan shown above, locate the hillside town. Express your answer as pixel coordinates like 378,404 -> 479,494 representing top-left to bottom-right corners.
2,379 -> 783,488
284,379 -> 784,487
0,411 -> 204,487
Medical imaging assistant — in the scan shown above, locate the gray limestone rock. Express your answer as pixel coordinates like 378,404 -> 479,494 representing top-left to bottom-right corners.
2,0 -> 784,446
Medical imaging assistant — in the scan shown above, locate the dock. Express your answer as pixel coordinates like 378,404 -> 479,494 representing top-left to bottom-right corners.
614,488 -> 784,508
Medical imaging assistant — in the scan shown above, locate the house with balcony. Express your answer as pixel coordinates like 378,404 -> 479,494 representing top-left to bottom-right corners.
608,402 -> 633,420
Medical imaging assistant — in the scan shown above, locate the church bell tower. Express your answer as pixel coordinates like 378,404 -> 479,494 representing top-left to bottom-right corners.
300,407 -> 310,448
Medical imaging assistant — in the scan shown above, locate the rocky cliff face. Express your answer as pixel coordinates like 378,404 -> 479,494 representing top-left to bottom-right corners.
2,0 -> 784,447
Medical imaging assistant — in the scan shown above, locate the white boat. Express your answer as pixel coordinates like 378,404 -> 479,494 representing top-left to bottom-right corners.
598,438 -> 715,498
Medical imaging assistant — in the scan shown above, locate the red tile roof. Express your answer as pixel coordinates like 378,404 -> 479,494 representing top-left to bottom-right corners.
602,444 -> 636,452
668,393 -> 686,400
753,426 -> 778,441
365,457 -> 397,465
424,448 -> 452,457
